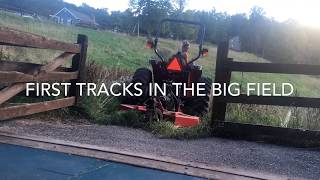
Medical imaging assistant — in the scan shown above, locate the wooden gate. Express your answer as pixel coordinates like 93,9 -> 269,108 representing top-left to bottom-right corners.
0,27 -> 87,120
211,41 -> 320,146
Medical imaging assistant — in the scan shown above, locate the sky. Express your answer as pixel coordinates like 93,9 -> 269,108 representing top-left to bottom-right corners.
64,0 -> 320,27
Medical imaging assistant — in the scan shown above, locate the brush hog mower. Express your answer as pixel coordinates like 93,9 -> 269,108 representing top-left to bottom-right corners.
121,19 -> 212,127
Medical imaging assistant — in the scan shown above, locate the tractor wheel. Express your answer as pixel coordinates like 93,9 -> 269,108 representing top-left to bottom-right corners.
122,68 -> 152,104
146,108 -> 163,122
182,77 -> 212,116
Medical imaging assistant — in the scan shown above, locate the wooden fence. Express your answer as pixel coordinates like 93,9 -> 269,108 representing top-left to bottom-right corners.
211,41 -> 320,122
0,27 -> 87,120
211,41 -> 320,146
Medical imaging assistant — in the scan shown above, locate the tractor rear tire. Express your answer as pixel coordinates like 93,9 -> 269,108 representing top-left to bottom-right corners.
182,77 -> 212,117
122,68 -> 152,105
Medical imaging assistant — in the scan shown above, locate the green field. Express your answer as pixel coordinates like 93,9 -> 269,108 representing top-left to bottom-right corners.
1,11 -> 320,132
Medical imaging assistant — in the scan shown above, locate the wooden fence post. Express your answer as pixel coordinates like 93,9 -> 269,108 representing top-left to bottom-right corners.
211,41 -> 231,127
70,34 -> 88,105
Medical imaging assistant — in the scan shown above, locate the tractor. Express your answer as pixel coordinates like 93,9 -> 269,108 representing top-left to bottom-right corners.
121,19 -> 212,127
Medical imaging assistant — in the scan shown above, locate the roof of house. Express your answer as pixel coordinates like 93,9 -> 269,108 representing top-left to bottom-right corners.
54,7 -> 94,23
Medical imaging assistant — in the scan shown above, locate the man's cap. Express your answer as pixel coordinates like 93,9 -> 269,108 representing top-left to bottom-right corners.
182,40 -> 190,47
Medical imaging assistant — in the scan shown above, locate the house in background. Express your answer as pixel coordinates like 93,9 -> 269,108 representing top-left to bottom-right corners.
51,7 -> 98,29
229,36 -> 241,51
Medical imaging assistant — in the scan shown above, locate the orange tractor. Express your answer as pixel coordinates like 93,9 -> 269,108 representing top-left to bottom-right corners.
121,19 -> 212,127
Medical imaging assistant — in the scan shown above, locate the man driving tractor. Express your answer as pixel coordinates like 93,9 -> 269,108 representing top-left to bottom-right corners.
181,40 -> 190,65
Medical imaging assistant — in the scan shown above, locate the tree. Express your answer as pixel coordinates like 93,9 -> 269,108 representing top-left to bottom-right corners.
240,6 -> 269,55
129,0 -> 174,35
2,0 -> 320,65
95,8 -> 110,29
0,0 -> 64,17
172,0 -> 187,13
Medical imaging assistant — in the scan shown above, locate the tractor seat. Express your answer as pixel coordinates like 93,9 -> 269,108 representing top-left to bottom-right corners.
188,63 -> 202,70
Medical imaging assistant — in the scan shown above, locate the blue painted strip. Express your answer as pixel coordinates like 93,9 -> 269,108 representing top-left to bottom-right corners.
0,144 -> 203,180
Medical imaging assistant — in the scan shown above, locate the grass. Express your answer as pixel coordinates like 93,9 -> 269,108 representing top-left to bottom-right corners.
2,12 -> 319,98
151,115 -> 212,139
1,11 -> 320,138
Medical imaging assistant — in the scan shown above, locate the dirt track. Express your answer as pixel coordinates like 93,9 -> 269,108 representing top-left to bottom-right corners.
0,119 -> 319,179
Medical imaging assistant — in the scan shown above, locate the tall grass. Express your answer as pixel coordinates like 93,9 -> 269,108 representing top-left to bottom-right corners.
79,61 -> 131,121
227,104 -> 320,130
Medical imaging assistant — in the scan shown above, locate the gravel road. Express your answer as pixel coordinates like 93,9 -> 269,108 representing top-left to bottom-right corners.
0,119 -> 319,179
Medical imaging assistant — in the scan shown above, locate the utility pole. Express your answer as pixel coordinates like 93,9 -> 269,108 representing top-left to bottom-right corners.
137,20 -> 140,37
132,24 -> 136,34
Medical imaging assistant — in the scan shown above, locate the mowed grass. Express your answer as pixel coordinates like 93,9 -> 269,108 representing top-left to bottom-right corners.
1,11 -> 320,132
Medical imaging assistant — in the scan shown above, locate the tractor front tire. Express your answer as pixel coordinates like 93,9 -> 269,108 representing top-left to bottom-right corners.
122,68 -> 152,105
182,77 -> 212,117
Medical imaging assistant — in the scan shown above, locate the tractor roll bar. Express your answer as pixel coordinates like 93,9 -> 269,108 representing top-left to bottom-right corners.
154,18 -> 206,64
